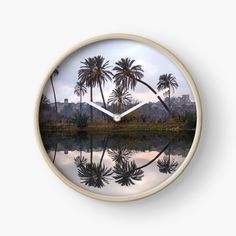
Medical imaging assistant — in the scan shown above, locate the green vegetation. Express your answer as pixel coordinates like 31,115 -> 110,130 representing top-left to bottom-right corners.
40,119 -> 194,133
69,114 -> 89,128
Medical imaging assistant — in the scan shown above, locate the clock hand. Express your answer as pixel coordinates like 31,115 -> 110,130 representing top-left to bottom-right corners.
120,95 -> 157,118
86,101 -> 116,119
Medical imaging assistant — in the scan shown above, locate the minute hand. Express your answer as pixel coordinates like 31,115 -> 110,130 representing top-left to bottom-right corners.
86,101 -> 115,118
120,95 -> 157,118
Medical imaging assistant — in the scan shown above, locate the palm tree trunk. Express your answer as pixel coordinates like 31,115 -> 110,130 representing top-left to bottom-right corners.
118,101 -> 121,113
169,84 -> 171,109
50,77 -> 57,114
80,93 -> 82,115
90,135 -> 93,164
136,142 -> 170,170
98,81 -> 107,109
90,86 -> 93,123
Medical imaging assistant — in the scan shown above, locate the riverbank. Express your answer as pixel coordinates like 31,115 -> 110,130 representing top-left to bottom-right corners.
39,120 -> 195,133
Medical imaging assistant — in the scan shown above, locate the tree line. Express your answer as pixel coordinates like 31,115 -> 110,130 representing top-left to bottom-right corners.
47,56 -> 179,123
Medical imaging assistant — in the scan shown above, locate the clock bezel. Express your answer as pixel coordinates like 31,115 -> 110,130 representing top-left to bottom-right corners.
35,33 -> 202,202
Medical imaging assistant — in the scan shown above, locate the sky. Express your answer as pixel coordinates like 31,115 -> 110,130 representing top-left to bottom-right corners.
43,39 -> 194,103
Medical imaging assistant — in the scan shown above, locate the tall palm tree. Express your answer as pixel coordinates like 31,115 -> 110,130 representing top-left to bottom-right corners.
78,56 -> 113,121
93,56 -> 113,109
113,58 -> 156,93
74,81 -> 87,114
79,57 -> 96,122
108,86 -> 132,113
113,58 -> 170,113
50,67 -> 59,113
113,142 -> 170,186
157,73 -> 178,109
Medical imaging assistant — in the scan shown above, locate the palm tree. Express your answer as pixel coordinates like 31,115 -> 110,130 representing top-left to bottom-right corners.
78,57 -> 96,122
113,58 -> 170,113
41,94 -> 50,105
40,94 -> 50,111
113,142 -> 170,186
50,67 -> 59,113
93,56 -> 113,109
78,56 -> 113,121
157,73 -> 178,109
113,58 -> 157,93
74,81 -> 87,114
108,86 -> 132,113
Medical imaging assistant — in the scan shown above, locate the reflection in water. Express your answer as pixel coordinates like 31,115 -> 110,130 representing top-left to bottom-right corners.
113,142 -> 169,186
42,131 -> 194,196
75,136 -> 113,188
108,148 -> 132,164
157,147 -> 178,174
52,143 -> 57,163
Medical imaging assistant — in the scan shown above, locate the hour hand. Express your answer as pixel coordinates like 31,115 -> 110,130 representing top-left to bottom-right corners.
120,95 -> 157,118
86,101 -> 115,119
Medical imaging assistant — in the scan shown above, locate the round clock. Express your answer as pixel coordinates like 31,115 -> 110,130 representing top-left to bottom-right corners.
35,34 -> 202,201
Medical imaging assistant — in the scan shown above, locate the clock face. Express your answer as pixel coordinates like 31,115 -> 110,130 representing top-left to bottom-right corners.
37,35 -> 201,201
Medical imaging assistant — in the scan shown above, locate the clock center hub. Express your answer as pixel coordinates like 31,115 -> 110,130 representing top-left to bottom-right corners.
113,114 -> 121,122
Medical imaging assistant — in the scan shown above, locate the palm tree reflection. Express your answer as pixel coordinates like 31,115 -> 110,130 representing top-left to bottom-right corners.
112,142 -> 170,186
113,161 -> 144,186
73,136 -> 179,188
108,147 -> 132,164
52,143 -> 58,164
157,147 -> 178,174
74,136 -> 112,188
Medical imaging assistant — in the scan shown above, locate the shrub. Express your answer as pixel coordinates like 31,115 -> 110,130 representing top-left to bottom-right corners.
69,115 -> 88,128
184,112 -> 196,129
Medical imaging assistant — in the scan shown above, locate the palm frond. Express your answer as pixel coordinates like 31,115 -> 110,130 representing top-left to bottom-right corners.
113,58 -> 144,90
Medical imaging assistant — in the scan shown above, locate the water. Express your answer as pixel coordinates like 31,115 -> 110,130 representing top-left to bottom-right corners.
41,131 -> 195,196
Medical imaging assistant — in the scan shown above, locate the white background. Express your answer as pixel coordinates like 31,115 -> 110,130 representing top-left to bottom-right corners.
0,0 -> 235,235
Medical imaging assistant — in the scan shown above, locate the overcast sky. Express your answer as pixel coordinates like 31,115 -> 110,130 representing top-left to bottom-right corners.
43,39 -> 194,103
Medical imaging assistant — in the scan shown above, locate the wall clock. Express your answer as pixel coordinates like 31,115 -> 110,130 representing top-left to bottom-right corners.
35,34 -> 202,201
